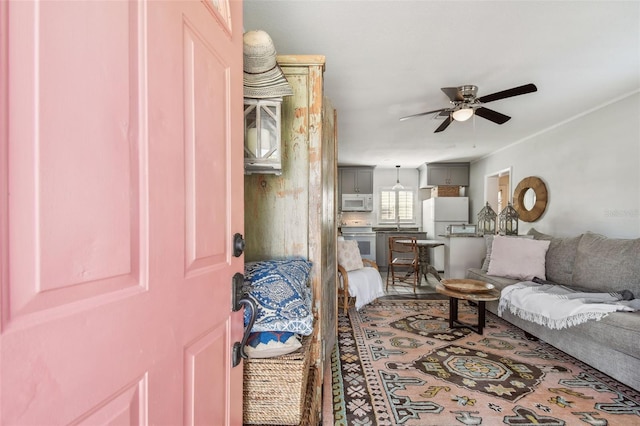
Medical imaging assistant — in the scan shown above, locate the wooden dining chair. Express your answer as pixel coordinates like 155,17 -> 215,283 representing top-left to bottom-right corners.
386,236 -> 419,293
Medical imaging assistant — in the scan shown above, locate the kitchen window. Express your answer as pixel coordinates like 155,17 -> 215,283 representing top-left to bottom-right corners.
379,187 -> 415,224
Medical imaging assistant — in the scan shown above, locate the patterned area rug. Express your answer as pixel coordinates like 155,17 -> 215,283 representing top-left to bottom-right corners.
331,299 -> 640,425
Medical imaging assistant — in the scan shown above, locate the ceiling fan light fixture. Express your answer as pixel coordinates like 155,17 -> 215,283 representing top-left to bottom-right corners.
452,107 -> 474,122
400,83 -> 536,132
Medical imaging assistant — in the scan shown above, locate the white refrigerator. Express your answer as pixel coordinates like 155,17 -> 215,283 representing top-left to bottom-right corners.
422,197 -> 469,272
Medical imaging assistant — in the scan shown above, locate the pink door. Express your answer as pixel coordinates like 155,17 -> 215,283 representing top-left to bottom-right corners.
1,0 -> 245,424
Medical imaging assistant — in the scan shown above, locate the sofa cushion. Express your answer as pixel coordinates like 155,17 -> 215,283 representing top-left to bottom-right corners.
467,268 -> 519,291
567,311 -> 640,361
487,235 -> 551,281
572,232 -> 640,295
493,305 -> 640,390
527,228 -> 582,285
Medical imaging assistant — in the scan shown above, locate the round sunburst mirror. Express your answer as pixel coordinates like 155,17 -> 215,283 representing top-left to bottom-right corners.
513,176 -> 548,222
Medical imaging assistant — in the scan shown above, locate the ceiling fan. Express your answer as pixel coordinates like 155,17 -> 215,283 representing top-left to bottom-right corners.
400,83 -> 537,133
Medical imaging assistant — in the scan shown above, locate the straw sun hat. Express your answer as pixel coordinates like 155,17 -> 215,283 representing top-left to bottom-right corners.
243,30 -> 293,98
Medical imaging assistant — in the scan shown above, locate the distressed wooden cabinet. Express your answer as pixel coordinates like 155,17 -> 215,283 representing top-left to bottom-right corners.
244,55 -> 337,424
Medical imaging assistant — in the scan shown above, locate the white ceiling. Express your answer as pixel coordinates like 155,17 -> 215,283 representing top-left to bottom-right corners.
243,1 -> 640,169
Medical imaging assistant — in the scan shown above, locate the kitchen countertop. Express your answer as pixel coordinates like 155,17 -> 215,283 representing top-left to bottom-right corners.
373,227 -> 421,232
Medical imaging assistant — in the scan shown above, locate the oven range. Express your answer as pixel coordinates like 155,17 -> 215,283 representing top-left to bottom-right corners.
339,221 -> 376,262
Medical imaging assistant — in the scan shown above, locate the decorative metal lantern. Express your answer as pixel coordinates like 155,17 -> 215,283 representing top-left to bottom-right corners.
477,202 -> 497,236
498,202 -> 519,236
244,97 -> 283,175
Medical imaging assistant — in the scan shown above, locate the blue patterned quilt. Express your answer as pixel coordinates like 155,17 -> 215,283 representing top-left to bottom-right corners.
243,258 -> 314,335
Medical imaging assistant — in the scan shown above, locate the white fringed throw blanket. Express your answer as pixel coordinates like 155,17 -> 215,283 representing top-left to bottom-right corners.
339,267 -> 385,310
498,282 -> 638,330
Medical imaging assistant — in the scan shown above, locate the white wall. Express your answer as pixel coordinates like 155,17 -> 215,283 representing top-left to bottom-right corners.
468,92 -> 640,239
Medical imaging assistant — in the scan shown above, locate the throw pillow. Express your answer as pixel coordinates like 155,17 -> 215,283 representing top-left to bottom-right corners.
243,258 -> 314,335
528,228 -> 582,285
572,232 -> 640,294
487,235 -> 551,281
337,240 -> 364,271
482,234 -> 535,272
481,235 -> 495,272
245,331 -> 302,358
527,227 -> 552,240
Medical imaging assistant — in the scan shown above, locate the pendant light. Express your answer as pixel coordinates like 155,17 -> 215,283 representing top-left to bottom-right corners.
392,165 -> 404,190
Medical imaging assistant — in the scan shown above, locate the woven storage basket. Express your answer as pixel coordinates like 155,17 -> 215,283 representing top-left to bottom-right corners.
431,185 -> 460,197
243,335 -> 312,425
299,366 -> 317,426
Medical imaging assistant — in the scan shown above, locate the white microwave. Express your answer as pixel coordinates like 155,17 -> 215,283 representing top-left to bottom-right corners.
341,194 -> 373,211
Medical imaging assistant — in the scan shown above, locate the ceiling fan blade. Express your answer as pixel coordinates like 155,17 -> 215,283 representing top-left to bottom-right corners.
399,108 -> 447,121
434,115 -> 453,133
476,83 -> 537,104
474,107 -> 511,124
441,87 -> 463,101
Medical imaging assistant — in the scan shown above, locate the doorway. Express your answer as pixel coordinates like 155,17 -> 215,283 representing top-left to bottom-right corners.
485,167 -> 512,213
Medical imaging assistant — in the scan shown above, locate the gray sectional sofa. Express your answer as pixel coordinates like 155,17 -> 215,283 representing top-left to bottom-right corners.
466,230 -> 640,390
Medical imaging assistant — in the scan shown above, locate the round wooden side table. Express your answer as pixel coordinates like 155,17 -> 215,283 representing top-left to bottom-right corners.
436,279 -> 500,335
